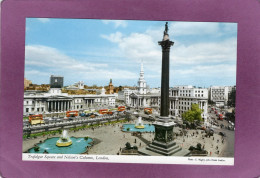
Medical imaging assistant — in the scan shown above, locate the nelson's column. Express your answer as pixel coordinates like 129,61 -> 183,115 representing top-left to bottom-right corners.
139,22 -> 190,156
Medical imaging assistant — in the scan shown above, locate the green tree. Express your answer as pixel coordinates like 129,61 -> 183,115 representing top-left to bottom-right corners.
182,104 -> 203,123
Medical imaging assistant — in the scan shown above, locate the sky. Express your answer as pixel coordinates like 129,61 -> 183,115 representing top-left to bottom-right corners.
25,18 -> 237,88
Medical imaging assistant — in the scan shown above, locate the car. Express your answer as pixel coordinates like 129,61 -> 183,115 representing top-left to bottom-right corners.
196,126 -> 206,130
219,132 -> 226,137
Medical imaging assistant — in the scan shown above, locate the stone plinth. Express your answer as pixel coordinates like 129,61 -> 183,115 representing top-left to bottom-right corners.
138,118 -> 190,156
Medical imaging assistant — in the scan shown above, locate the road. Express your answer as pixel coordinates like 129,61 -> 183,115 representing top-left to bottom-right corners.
23,113 -> 127,134
207,107 -> 235,157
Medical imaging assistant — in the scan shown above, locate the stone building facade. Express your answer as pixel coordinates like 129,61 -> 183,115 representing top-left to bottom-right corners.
208,86 -> 229,106
169,85 -> 208,119
23,88 -> 116,115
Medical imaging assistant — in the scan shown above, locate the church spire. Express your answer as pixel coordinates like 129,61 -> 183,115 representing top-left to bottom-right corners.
138,62 -> 147,94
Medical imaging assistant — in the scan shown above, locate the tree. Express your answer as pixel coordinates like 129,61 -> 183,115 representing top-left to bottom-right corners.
182,104 -> 203,123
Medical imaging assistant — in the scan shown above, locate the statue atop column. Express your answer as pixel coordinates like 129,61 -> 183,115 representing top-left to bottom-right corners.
163,22 -> 169,41
164,22 -> 168,35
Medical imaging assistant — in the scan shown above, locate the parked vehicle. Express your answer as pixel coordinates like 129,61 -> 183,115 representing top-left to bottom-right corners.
66,111 -> 79,117
29,114 -> 45,125
219,132 -> 226,137
144,108 -> 153,115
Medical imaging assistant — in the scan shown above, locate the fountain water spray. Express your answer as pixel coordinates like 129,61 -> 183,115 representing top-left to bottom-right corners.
56,130 -> 73,147
135,116 -> 145,129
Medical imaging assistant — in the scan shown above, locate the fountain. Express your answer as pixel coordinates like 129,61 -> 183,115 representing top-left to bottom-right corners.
56,130 -> 72,147
135,116 -> 145,129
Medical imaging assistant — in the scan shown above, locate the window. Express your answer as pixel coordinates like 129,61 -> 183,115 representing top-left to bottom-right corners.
37,108 -> 40,111
26,108 -> 29,112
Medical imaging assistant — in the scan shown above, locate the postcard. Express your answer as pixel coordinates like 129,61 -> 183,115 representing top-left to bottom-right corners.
22,18 -> 236,165
1,0 -> 260,177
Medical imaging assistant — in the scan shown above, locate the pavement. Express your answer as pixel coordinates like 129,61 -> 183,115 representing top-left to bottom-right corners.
23,119 -> 233,157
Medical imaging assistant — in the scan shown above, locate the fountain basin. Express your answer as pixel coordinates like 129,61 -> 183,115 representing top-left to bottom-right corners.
135,125 -> 145,129
56,139 -> 72,147
123,124 -> 155,132
28,137 -> 93,154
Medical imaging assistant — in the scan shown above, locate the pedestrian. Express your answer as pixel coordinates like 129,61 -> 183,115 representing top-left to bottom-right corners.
139,142 -> 141,146
135,139 -> 136,143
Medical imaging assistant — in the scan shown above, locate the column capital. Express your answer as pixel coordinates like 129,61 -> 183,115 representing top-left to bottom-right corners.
158,40 -> 174,50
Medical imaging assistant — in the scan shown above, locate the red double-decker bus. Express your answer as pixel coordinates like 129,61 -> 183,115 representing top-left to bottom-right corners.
99,109 -> 109,114
66,110 -> 79,117
118,106 -> 125,112
29,114 -> 44,125
144,108 -> 153,114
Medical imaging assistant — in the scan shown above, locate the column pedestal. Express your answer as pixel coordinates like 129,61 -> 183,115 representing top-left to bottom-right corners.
138,118 -> 190,156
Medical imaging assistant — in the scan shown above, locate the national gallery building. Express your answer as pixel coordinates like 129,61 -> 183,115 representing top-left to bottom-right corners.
23,87 -> 116,115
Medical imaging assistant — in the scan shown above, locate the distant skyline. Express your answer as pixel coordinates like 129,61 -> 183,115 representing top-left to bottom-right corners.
25,18 -> 237,88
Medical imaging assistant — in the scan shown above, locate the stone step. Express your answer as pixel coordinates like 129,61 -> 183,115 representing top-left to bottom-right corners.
146,144 -> 182,156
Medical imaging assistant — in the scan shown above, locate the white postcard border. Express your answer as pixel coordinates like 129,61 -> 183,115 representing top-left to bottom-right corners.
23,153 -> 234,165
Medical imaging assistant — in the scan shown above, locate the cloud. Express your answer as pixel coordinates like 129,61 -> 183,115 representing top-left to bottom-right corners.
101,32 -> 123,43
36,18 -> 50,23
100,22 -> 237,86
101,24 -> 237,68
172,38 -> 237,65
25,70 -> 49,76
25,45 -> 107,70
101,31 -> 162,72
169,22 -> 220,36
102,20 -> 127,28
173,64 -> 236,80
25,45 -> 137,83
